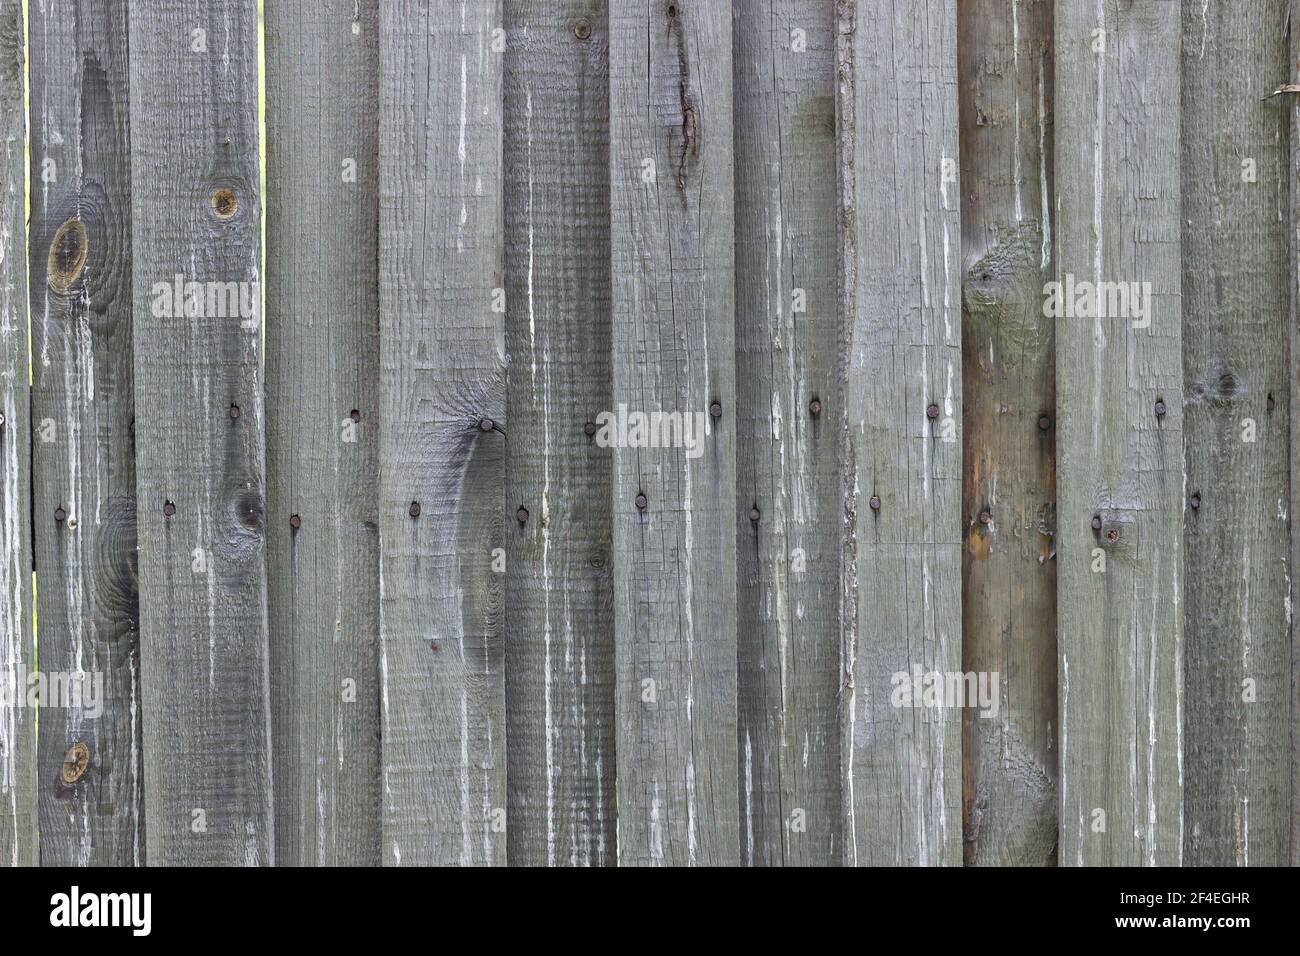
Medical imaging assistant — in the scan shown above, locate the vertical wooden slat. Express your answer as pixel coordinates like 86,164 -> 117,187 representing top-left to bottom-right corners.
29,0 -> 140,868
378,0 -> 506,866
127,0 -> 272,866
1287,0 -> 1300,869
733,0 -> 841,866
1054,0 -> 1183,866
502,0 -> 616,866
836,0 -> 963,866
957,0 -> 1057,865
0,0 -> 34,869
608,0 -> 739,866
1182,0 -> 1291,868
266,0 -> 381,867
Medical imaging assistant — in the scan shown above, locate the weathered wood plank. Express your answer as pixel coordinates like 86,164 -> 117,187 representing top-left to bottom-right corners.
29,0 -> 141,868
127,0 -> 273,866
378,0 -> 506,866
957,0 -> 1057,866
502,0 -> 616,866
835,0 -> 963,866
1182,0 -> 1291,868
266,0 -> 381,867
0,0 -> 35,869
733,0 -> 841,866
1054,0 -> 1183,866
609,0 -> 740,866
1286,0 -> 1300,869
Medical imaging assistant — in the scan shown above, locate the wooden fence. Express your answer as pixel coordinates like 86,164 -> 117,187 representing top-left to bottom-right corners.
0,0 -> 1297,867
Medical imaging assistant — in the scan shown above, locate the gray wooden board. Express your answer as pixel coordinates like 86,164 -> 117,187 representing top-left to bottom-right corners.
0,0 -> 35,870
1054,0 -> 1183,866
958,0 -> 1058,866
127,0 -> 273,866
1181,0 -> 1292,868
609,0 -> 740,865
503,0 -> 617,866
733,0 -> 841,866
266,0 -> 381,867
378,0 -> 507,866
836,0 -> 964,866
29,0 -> 141,867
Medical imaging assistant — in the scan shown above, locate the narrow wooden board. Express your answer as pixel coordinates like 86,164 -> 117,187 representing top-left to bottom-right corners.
266,0 -> 381,867
29,0 -> 141,868
127,0 -> 273,866
1054,0 -> 1183,866
377,0 -> 506,866
836,0 -> 964,866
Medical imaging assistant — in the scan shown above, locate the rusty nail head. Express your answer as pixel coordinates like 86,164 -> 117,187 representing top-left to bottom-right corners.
61,742 -> 90,786
1106,528 -> 1119,543
709,402 -> 722,419
1267,394 -> 1276,413
428,640 -> 440,652
584,421 -> 597,436
517,506 -> 529,524
1155,400 -> 1167,417
1038,414 -> 1051,431
809,398 -> 822,417
290,514 -> 301,530
1189,493 -> 1201,510
409,501 -> 421,518
574,18 -> 591,39
163,501 -> 176,517
750,506 -> 761,522
229,404 -> 241,420
479,418 -> 494,432
869,495 -> 881,511
635,493 -> 648,511
350,409 -> 361,423
54,507 -> 66,523
979,510 -> 991,525
926,403 -> 940,420
1091,515 -> 1102,530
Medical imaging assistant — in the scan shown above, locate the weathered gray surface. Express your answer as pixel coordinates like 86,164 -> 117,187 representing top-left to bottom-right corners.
836,0 -> 963,866
266,0 -> 381,867
609,0 -> 740,866
0,0 -> 34,869
503,0 -> 616,866
378,0 -> 506,866
29,0 -> 140,868
1055,0 -> 1183,866
1287,0 -> 1300,870
958,0 -> 1057,866
733,0 -> 840,866
127,0 -> 273,866
1182,0 -> 1291,868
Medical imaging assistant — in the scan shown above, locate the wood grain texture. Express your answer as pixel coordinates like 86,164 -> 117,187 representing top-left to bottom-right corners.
378,0 -> 506,866
733,0 -> 840,867
29,0 -> 140,868
503,0 -> 616,866
127,0 -> 273,866
1181,0 -> 1291,868
0,0 -> 35,869
609,0 -> 740,866
835,0 -> 963,866
1287,0 -> 1300,870
266,0 -> 381,867
957,0 -> 1057,866
1054,0 -> 1183,866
